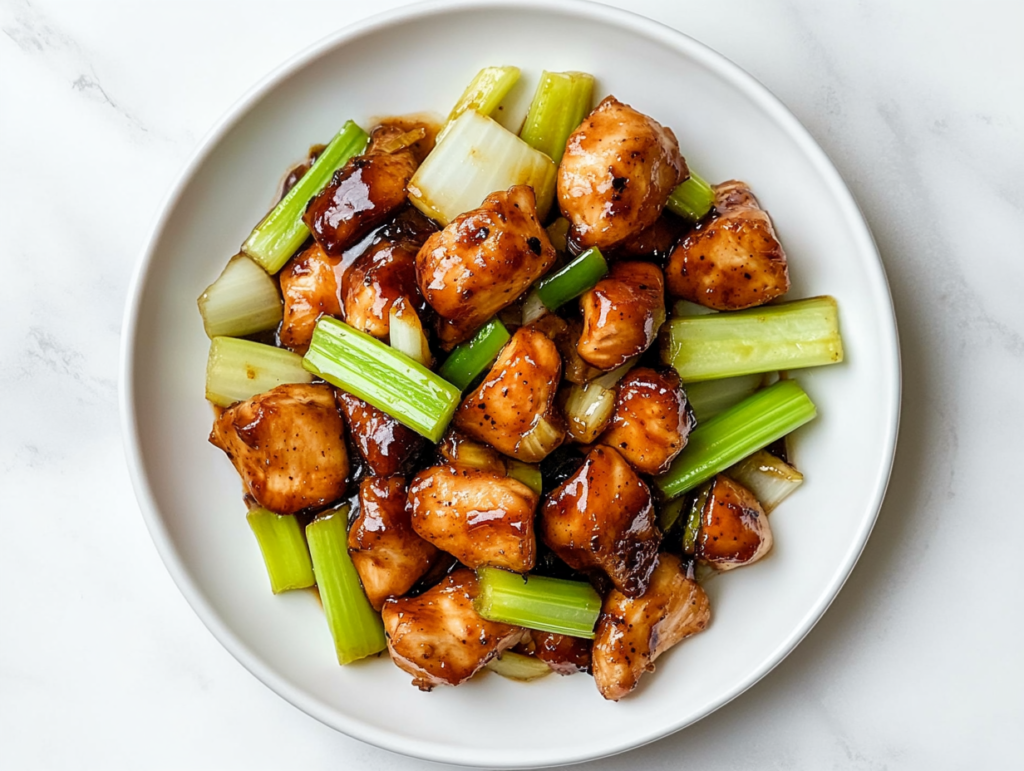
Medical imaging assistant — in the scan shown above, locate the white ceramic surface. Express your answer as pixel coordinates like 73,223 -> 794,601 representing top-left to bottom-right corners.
119,1 -> 899,767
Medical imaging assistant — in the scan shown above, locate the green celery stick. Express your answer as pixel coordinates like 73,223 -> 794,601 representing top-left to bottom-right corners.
475,567 -> 602,639
205,337 -> 312,408
246,508 -> 315,594
444,66 -> 521,127
507,461 -> 543,495
520,71 -> 595,164
666,170 -> 715,221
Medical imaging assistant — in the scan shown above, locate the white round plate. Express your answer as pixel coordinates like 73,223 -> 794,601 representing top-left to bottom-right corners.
120,0 -> 900,767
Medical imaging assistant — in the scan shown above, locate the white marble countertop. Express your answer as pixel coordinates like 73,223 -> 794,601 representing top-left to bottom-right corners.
2,0 -> 1022,768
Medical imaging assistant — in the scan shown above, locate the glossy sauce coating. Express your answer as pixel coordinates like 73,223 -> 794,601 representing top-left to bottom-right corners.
408,464 -> 538,572
209,383 -> 348,515
334,390 -> 423,477
598,367 -> 692,475
540,445 -> 661,597
533,632 -> 593,675
558,96 -> 688,250
342,238 -> 425,340
577,261 -> 666,370
592,553 -> 710,701
278,242 -> 343,354
665,180 -> 790,310
697,474 -> 773,570
348,476 -> 440,611
416,185 -> 557,349
382,568 -> 525,690
452,326 -> 565,462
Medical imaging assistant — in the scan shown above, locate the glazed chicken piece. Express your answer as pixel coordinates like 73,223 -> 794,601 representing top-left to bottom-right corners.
303,124 -> 420,255
407,464 -> 538,572
696,474 -> 773,570
341,238 -> 426,340
597,367 -> 693,475
558,96 -> 688,250
416,185 -> 557,349
348,476 -> 440,610
665,180 -> 790,310
577,261 -> 666,371
382,568 -> 525,690
540,445 -> 661,597
452,326 -> 565,462
533,632 -> 592,676
592,553 -> 711,701
209,383 -> 348,515
334,391 -> 423,477
278,242 -> 343,354
614,214 -> 686,261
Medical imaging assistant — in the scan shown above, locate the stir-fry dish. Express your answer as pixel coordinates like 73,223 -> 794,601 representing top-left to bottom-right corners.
199,67 -> 845,700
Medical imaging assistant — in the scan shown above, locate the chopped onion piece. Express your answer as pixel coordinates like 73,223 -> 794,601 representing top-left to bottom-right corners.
485,651 -> 553,682
388,298 -> 433,368
725,449 -> 804,513
198,254 -> 282,339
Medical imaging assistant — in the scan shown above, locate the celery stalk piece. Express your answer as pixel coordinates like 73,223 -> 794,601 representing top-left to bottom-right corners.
656,379 -> 817,499
306,506 -> 386,665
507,461 -> 543,495
438,319 -> 510,390
685,373 -> 764,422
658,496 -> 687,534
666,170 -> 716,221
520,71 -> 595,164
242,121 -> 369,274
475,567 -> 602,639
444,66 -> 521,128
303,317 -> 461,443
682,484 -> 711,555
486,651 -> 553,681
726,449 -> 804,513
205,337 -> 312,408
198,254 -> 282,338
661,296 -> 844,382
246,508 -> 315,594
522,247 -> 608,323
408,110 -> 557,226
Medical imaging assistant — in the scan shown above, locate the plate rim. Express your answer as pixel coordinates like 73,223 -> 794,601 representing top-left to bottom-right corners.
119,0 -> 902,766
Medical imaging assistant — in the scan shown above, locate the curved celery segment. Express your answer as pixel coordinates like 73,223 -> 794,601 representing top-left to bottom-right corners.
198,254 -> 282,338
246,508 -> 315,594
438,319 -> 510,390
303,317 -> 461,443
444,65 -> 521,127
662,296 -> 844,382
205,337 -> 312,407
242,121 -> 369,274
520,70 -> 595,164
666,170 -> 715,221
656,379 -> 817,499
475,567 -> 602,639
306,506 -> 386,665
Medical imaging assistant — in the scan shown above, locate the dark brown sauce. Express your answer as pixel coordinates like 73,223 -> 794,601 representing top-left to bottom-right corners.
371,113 -> 443,164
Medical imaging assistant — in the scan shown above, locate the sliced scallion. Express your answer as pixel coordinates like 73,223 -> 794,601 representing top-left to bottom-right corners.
666,170 -> 715,221
522,246 -> 608,323
438,319 -> 510,391
475,567 -> 602,639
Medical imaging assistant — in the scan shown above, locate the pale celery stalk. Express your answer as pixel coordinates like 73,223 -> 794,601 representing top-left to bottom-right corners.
486,651 -> 553,681
507,461 -> 543,495
475,567 -> 602,639
661,296 -> 844,382
666,170 -> 715,221
198,254 -> 282,338
303,317 -> 461,443
205,337 -> 312,407
685,373 -> 765,422
306,505 -> 386,665
443,66 -> 520,130
520,71 -> 594,164
246,508 -> 315,594
656,379 -> 817,499
242,121 -> 369,274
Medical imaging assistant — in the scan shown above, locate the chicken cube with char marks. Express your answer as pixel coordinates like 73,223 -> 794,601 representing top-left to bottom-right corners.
334,390 -> 424,477
342,237 -> 427,340
697,474 -> 773,570
408,464 -> 538,573
278,242 -> 343,354
665,180 -> 790,310
209,383 -> 348,515
452,326 -> 565,463
540,445 -> 661,597
416,185 -> 557,349
558,96 -> 688,251
577,261 -> 666,371
382,568 -> 525,690
533,632 -> 592,676
592,553 -> 711,701
303,124 -> 421,256
597,367 -> 693,475
348,476 -> 440,611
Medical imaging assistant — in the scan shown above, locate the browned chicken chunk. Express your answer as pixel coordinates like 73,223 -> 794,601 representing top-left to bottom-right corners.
614,214 -> 686,260
342,238 -> 425,340
597,367 -> 692,475
278,242 -> 343,354
334,391 -> 423,477
304,124 -> 420,255
408,465 -> 538,572
416,185 -> 557,349
382,568 -> 525,690
665,180 -> 790,310
592,553 -> 711,701
577,261 -> 666,371
533,632 -> 592,676
452,326 -> 565,462
348,476 -> 440,610
697,474 -> 773,570
540,446 -> 661,597
558,96 -> 688,250
209,383 -> 348,515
